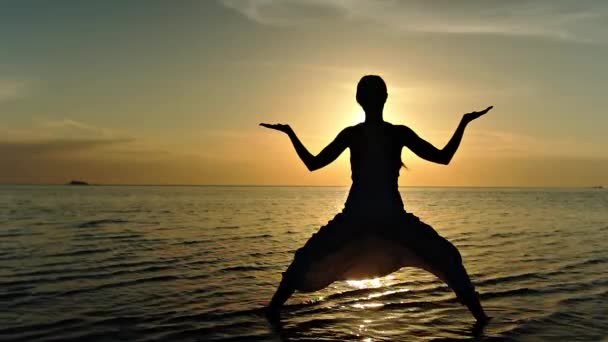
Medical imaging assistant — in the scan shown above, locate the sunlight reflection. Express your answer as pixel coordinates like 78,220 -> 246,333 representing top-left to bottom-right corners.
352,302 -> 384,309
367,288 -> 410,299
346,277 -> 384,289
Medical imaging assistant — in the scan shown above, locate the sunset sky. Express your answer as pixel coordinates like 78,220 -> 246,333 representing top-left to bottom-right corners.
1,0 -> 607,186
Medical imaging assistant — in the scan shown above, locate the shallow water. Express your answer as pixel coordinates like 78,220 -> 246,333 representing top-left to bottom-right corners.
1,186 -> 607,341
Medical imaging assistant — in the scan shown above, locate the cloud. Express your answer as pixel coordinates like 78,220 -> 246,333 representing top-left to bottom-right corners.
220,0 -> 608,43
0,139 -> 130,156
0,119 -> 240,184
0,119 -> 141,161
1,118 -> 129,142
0,136 -> 260,185
39,119 -> 118,140
0,79 -> 27,103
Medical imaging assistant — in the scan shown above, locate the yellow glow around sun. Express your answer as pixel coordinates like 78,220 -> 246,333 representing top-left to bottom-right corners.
355,107 -> 365,123
337,105 -> 365,127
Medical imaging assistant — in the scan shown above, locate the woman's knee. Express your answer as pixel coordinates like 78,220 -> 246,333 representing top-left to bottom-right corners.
442,238 -> 463,264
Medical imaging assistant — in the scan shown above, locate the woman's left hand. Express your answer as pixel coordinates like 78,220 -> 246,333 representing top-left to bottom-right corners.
463,106 -> 493,123
260,123 -> 293,134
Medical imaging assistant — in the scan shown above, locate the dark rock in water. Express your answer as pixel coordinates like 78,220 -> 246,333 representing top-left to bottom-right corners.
68,180 -> 90,186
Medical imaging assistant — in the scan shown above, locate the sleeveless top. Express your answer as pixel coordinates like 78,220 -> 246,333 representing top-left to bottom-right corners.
343,122 -> 405,218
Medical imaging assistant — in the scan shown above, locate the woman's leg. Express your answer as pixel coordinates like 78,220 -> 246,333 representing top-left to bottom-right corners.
267,214 -> 345,313
400,215 -> 489,322
432,238 -> 489,323
445,262 -> 488,322
268,273 -> 295,311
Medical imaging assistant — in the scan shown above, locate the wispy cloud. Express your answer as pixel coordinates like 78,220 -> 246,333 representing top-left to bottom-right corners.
0,78 -> 27,103
0,128 -> 244,185
0,118 -> 145,159
0,138 -> 131,157
0,118 -> 193,163
221,0 -> 608,43
39,119 -> 119,140
0,118 -> 125,141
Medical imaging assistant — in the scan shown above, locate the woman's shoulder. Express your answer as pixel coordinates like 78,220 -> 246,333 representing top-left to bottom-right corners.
340,123 -> 364,135
383,121 -> 407,129
384,122 -> 416,135
342,121 -> 412,136
333,125 -> 361,146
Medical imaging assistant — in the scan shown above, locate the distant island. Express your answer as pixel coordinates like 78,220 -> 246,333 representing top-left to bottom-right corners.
68,180 -> 90,186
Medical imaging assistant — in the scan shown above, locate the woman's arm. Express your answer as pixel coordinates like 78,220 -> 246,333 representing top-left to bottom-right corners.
399,106 -> 492,165
260,123 -> 350,171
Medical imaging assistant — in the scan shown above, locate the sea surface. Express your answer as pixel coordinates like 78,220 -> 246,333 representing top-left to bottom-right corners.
1,186 -> 607,341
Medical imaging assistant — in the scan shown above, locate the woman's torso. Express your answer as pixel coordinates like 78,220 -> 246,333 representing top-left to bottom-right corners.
343,121 -> 405,218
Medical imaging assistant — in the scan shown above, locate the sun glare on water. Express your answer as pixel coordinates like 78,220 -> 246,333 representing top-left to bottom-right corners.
346,278 -> 382,289
346,276 -> 392,289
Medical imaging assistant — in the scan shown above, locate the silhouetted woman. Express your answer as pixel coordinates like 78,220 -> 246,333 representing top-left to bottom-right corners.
260,75 -> 491,323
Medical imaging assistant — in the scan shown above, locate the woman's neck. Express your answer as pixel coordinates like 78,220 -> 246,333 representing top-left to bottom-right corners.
364,111 -> 384,124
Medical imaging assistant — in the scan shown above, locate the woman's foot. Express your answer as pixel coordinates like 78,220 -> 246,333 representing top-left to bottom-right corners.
264,305 -> 281,321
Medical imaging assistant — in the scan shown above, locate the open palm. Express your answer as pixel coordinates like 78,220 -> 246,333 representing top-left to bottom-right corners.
260,123 -> 293,134
463,106 -> 493,123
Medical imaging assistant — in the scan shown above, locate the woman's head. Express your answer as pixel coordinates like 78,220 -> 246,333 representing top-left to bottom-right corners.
356,75 -> 387,112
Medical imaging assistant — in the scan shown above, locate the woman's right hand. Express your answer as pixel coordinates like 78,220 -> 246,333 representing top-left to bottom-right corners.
463,106 -> 493,123
260,123 -> 293,135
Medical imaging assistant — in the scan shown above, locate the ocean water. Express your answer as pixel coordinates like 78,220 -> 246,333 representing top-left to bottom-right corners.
1,185 -> 607,341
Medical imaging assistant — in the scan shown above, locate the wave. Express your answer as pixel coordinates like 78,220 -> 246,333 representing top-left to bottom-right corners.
179,240 -> 204,245
47,248 -> 112,258
219,264 -> 273,272
559,256 -> 608,271
77,219 -> 129,228
214,225 -> 240,229
72,233 -> 143,242
476,272 -> 547,286
0,230 -> 43,238
58,275 -> 181,297
0,318 -> 87,341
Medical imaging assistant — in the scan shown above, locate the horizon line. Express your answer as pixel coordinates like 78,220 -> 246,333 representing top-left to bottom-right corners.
0,183 -> 603,189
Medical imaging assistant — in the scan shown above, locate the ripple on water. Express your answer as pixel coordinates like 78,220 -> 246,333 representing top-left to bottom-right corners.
76,219 -> 129,228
